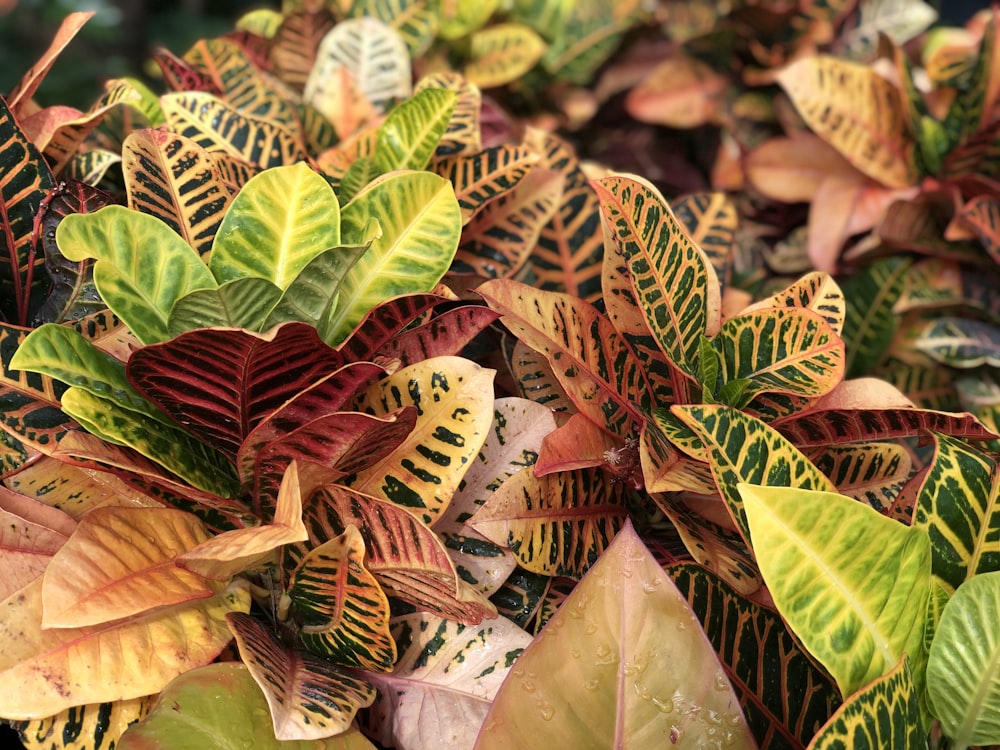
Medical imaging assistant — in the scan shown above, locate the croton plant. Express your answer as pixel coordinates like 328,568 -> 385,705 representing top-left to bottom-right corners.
2,1 -> 1000,749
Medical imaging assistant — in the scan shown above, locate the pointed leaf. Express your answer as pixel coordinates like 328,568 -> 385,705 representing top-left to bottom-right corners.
376,305 -> 501,368
227,612 -> 375,741
916,316 -> 1000,368
374,88 -> 456,174
434,144 -> 539,224
415,72 -> 482,156
741,271 -> 846,337
289,524 -> 396,671
6,12 -> 95,114
739,483 -> 931,700
475,522 -> 755,749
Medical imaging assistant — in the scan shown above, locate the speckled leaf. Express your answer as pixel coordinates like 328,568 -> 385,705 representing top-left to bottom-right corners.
227,612 -> 375,741
475,522 -> 755,750
470,467 -> 628,578
913,433 -> 1000,592
478,278 -> 648,440
807,657 -> 925,750
668,563 -> 842,750
807,441 -> 912,512
54,205 -> 217,344
0,577 -> 250,719
739,483 -> 931,701
0,486 -> 74,600
365,613 -> 532,750
289,524 -> 395,671
13,695 -> 153,750
672,405 -> 837,545
593,174 -> 722,379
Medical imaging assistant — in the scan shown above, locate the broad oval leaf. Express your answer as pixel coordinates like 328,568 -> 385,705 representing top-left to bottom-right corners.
474,522 -> 756,749
464,23 -> 546,89
289,524 -> 396,672
776,56 -> 918,188
739,483 -> 931,701
327,172 -> 461,345
0,577 -> 249,719
41,506 -> 213,628
117,662 -> 376,750
926,570 -> 1000,748
167,277 -> 284,335
470,466 -> 629,578
808,441 -> 912,512
55,206 -> 218,344
365,613 -> 532,750
209,162 -> 341,289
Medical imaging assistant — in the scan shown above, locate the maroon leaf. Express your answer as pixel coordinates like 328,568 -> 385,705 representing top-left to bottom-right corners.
127,322 -> 345,464
773,407 -> 998,446
151,47 -> 224,94
337,293 -> 449,363
377,305 -> 500,367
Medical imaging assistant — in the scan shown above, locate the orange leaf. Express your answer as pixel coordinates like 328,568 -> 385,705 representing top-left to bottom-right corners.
625,56 -> 728,128
0,488 -> 74,600
745,134 -> 862,203
41,507 -> 213,628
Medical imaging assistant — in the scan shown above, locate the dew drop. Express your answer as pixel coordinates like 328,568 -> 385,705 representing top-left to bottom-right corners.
584,678 -> 600,691
676,620 -> 687,631
583,621 -> 598,635
632,680 -> 651,700
570,649 -> 581,659
521,677 -> 536,693
642,579 -> 662,593
669,725 -> 683,744
713,672 -> 730,692
536,700 -> 554,721
652,695 -> 673,713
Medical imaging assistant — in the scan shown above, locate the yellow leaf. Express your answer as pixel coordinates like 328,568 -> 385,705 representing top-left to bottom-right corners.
0,577 -> 250,719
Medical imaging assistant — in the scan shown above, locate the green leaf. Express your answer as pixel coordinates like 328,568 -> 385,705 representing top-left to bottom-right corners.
374,88 -> 456,174
739,483 -> 931,701
926,570 -> 1000,749
916,316 -> 1000,368
325,171 -> 461,345
10,323 -> 172,426
840,256 -> 911,377
807,657 -> 926,750
168,278 -> 284,335
55,206 -> 218,344
59,387 -> 240,498
117,662 -> 376,750
914,433 -> 1000,592
209,162 -> 342,289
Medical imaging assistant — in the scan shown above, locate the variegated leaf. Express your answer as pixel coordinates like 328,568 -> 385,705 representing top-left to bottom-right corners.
12,695 -> 152,750
289,524 -> 395,672
434,145 -> 538,224
269,10 -> 335,91
415,72 -> 482,155
349,0 -> 437,58
227,612 -> 375,741
374,87 -> 456,175
742,272 -> 846,337
670,191 -> 737,293
506,339 -> 576,418
916,316 -> 1000,368
464,23 -> 546,89
807,442 -> 912,512
470,466 -> 628,578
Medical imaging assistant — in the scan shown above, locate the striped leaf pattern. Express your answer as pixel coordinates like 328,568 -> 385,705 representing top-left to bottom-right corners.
337,293 -> 446,362
470,466 -> 628,577
415,72 -> 481,155
740,483 -> 931,701
807,442 -> 912,512
374,305 -> 500,367
743,272 -> 846,337
668,563 -> 842,749
526,131 -> 604,302
465,23 -> 546,89
454,166 -> 563,279
540,0 -> 641,84
289,525 -> 396,671
0,96 -> 56,326
152,47 -> 223,94
478,278 -> 648,439
962,194 -> 1000,263
840,256 -> 911,377
167,277 -> 283,335
672,405 -> 837,545
711,308 -> 845,405
348,356 -> 494,523
917,316 -> 1000,368
489,567 -> 549,628
594,174 -> 721,379
670,191 -> 737,293
777,56 -> 918,188
209,162 -> 341,289
914,433 -> 1000,592
808,657 -> 923,750
226,612 -> 375,740
434,144 -> 538,223
507,339 -> 576,418
127,322 -> 344,464
269,10 -> 335,90
122,129 -> 232,258
297,484 -> 497,623
12,695 -> 152,750
327,171 -> 461,345
161,92 -> 303,168
349,0 -> 437,58
374,88 -> 456,176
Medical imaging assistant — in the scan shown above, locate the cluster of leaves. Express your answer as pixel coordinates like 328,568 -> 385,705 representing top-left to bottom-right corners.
3,3 -> 1000,750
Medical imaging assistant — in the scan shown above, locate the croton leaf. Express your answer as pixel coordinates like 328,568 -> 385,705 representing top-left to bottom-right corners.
227,612 -> 375,741
0,485 -> 74,600
464,23 -> 546,89
475,522 -> 755,749
434,144 -> 539,224
593,174 -> 722,380
117,663 -> 375,749
326,171 -> 461,345
209,162 -> 341,289
41,506 -> 213,628
298,484 -> 497,624
167,277 -> 284,335
478,278 -> 648,439
5,11 -> 94,114
127,322 -> 344,465
270,9 -> 335,90
14,695 -> 153,750
374,87 -> 456,175
669,562 -> 841,749
840,249 -> 910,379
437,0 -> 497,39
672,405 -> 837,544
913,432 -> 1000,592
926,570 -> 1000,748
916,316 -> 1000,368
807,441 -> 912,512
415,72 -> 482,156
776,56 -> 918,189
0,576 -> 249,719
54,205 -> 217,344
807,657 -> 925,750
741,271 -> 846,337
507,338 -> 576,419
348,355 -> 494,523
349,0 -> 438,58
122,128 -> 233,258
289,524 -> 396,672
626,56 -> 727,129
670,191 -> 737,292
375,305 -> 501,368
739,483 -> 931,701
470,466 -> 629,578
